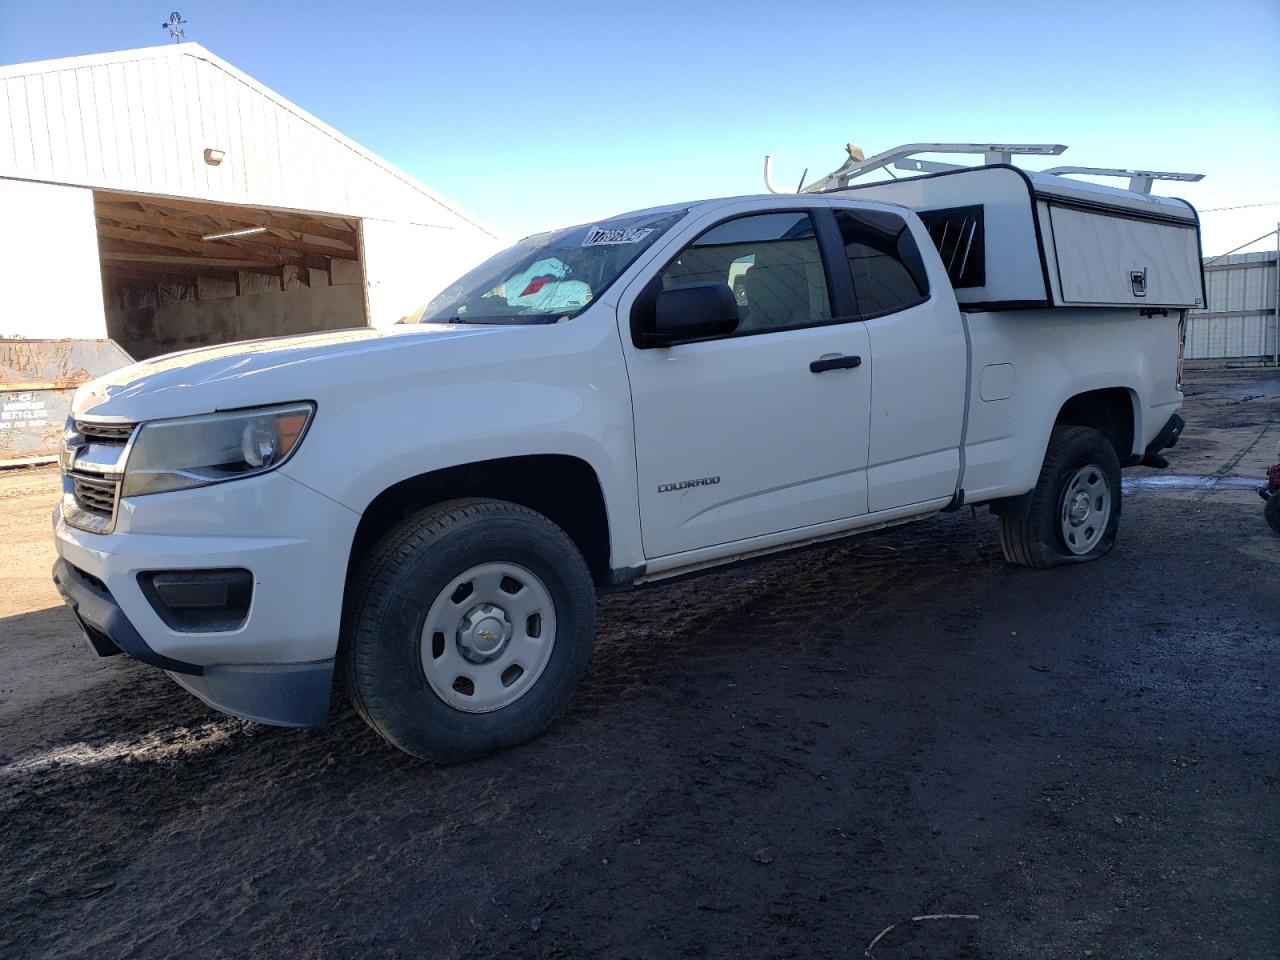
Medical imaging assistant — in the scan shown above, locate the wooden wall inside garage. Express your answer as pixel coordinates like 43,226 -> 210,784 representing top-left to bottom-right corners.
105,270 -> 364,360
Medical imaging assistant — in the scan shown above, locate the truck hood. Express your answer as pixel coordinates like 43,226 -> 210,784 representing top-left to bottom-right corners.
72,324 -> 509,421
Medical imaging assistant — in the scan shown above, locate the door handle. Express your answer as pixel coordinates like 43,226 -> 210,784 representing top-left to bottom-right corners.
809,354 -> 862,373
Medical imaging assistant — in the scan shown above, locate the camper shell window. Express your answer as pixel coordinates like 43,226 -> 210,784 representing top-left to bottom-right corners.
919,205 -> 986,289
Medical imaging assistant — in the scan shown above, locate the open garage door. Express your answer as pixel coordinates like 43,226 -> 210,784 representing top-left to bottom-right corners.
93,191 -> 367,360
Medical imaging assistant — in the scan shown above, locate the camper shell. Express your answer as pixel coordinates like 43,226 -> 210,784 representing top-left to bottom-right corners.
767,142 -> 1206,313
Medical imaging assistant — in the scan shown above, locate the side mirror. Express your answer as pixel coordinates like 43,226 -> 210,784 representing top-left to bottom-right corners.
651,283 -> 740,345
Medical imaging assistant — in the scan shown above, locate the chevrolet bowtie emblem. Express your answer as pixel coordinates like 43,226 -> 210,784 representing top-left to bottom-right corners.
61,440 -> 83,472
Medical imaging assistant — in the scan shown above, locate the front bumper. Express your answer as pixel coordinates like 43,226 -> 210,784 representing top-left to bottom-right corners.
53,558 -> 333,725
51,469 -> 359,726
53,558 -> 202,674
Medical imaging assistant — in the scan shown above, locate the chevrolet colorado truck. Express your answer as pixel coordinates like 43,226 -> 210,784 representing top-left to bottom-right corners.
52,144 -> 1200,761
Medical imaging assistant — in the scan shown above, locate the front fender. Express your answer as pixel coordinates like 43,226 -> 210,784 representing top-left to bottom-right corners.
279,313 -> 645,571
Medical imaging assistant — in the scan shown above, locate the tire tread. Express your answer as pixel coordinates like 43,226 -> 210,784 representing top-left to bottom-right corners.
998,425 -> 1121,569
340,498 -> 594,762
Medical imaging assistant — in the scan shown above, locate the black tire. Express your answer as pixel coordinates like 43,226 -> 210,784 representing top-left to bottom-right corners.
1266,492 -> 1280,536
341,498 -> 596,763
998,425 -> 1122,568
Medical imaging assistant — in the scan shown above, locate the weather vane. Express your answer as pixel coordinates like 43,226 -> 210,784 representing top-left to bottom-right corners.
161,11 -> 187,43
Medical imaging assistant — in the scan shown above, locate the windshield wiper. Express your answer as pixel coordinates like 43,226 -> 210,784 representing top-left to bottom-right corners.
428,315 -> 499,325
427,315 -> 548,326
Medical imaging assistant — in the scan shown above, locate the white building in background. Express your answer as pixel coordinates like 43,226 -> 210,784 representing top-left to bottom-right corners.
0,42 -> 501,359
1186,250 -> 1279,365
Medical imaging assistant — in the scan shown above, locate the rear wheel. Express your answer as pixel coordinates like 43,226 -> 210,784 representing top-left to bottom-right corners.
999,425 -> 1122,568
342,498 -> 596,763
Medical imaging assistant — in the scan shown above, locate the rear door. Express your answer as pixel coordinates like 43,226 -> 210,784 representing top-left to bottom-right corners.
827,202 -> 968,512
618,203 -> 874,559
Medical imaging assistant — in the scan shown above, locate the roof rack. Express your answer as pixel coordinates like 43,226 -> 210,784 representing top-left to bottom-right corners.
763,142 -> 1202,196
1040,166 -> 1204,195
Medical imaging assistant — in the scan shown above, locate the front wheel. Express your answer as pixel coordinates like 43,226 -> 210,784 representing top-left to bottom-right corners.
999,425 -> 1122,568
342,498 -> 596,763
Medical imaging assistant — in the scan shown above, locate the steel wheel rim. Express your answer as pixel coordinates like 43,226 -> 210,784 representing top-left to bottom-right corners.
1059,463 -> 1111,555
420,561 -> 556,713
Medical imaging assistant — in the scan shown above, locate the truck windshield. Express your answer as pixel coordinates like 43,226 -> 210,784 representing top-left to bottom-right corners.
419,210 -> 685,325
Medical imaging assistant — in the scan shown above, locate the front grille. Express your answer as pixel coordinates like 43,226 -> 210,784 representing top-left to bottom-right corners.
72,474 -> 120,519
61,420 -> 135,532
75,420 -> 135,445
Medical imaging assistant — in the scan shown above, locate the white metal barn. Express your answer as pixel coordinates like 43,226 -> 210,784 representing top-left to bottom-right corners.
0,43 -> 501,359
1185,251 -> 1279,365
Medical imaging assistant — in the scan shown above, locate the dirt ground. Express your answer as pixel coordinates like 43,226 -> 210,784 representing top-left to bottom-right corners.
1,369 -> 1276,960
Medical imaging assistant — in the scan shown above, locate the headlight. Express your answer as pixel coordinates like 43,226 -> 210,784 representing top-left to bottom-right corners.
122,403 -> 315,497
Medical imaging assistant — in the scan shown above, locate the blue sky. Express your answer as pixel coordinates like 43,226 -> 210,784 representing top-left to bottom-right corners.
2,0 -> 1278,252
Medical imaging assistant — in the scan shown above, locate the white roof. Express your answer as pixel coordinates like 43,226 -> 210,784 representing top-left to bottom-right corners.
0,43 -> 496,236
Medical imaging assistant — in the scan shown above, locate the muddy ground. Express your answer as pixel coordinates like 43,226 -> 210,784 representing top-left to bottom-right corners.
1,369 -> 1276,960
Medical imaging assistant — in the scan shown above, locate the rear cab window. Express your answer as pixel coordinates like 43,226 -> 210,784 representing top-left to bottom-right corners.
833,208 -> 930,317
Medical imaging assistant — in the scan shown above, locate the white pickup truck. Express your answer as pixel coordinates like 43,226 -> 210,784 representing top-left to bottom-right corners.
52,144 -> 1200,762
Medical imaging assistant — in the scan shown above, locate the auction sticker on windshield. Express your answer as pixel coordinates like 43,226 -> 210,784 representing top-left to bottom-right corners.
582,226 -> 655,246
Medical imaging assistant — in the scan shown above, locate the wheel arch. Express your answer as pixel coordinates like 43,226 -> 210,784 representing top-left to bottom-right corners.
990,385 -> 1138,520
1054,386 -> 1140,462
345,454 -> 614,593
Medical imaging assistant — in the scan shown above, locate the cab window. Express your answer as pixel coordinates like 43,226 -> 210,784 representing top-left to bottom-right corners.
659,212 -> 832,335
834,208 -> 930,317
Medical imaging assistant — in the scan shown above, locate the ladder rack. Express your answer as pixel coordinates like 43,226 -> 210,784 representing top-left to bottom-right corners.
763,142 -> 1202,196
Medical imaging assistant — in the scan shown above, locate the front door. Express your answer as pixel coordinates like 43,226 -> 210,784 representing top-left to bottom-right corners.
619,206 -> 874,559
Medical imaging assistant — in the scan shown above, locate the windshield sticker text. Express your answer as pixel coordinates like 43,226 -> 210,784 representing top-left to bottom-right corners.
582,226 -> 655,247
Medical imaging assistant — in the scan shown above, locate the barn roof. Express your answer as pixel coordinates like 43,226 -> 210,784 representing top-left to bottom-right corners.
0,43 -> 496,236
